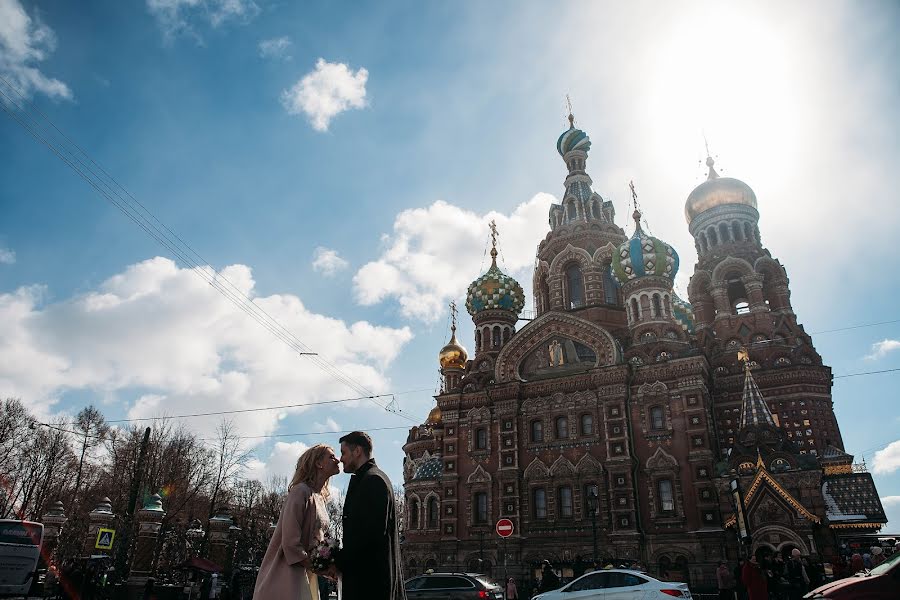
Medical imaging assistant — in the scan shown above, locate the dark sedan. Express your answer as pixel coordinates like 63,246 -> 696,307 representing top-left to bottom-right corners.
405,572 -> 504,600
804,551 -> 900,599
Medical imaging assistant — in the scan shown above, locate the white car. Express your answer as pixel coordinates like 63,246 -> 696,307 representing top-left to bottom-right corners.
533,569 -> 692,600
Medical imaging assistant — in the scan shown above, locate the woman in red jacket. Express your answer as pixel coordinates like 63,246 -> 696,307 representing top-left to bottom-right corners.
742,554 -> 769,600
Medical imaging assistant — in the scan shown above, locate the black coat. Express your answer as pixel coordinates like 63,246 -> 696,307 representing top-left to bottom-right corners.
335,459 -> 406,600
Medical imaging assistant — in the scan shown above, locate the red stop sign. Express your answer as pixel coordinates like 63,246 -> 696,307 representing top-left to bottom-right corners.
496,518 -> 514,538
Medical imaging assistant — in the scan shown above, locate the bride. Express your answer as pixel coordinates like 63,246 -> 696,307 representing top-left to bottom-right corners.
254,444 -> 340,600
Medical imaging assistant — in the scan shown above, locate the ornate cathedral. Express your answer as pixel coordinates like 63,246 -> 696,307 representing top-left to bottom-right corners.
401,113 -> 886,589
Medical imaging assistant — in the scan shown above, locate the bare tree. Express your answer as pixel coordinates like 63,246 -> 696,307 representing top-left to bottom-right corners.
208,419 -> 251,517
72,405 -> 109,500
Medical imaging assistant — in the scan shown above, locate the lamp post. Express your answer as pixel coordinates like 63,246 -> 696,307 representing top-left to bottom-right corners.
587,488 -> 599,564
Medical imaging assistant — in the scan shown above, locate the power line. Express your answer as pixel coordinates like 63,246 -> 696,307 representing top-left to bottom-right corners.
218,425 -> 412,441
810,319 -> 900,335
834,368 -> 900,379
0,76 -> 415,422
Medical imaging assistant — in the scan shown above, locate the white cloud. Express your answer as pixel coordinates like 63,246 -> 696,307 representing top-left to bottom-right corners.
353,194 -> 555,322
873,440 -> 900,475
280,58 -> 368,131
882,496 -> 900,531
0,257 -> 413,439
258,36 -> 291,60
865,339 -> 900,360
245,440 -> 308,483
0,248 -> 14,265
0,0 -> 71,100
312,247 -> 349,277
145,0 -> 259,40
313,417 -> 341,432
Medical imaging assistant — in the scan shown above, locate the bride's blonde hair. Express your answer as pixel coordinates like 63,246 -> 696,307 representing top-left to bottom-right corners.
288,444 -> 333,500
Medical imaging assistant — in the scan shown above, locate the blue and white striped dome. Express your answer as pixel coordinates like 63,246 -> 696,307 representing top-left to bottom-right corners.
612,211 -> 680,284
557,125 -> 591,156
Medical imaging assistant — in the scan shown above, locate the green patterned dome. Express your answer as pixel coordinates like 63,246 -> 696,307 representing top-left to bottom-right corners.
465,253 -> 525,316
612,210 -> 680,284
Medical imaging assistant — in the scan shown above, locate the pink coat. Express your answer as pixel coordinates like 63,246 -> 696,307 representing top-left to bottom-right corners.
254,483 -> 328,600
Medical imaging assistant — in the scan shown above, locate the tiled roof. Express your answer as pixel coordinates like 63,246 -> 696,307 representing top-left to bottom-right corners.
412,457 -> 443,481
822,472 -> 887,527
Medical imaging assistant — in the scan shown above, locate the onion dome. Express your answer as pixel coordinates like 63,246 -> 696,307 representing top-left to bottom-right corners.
438,325 -> 468,370
672,294 -> 695,332
612,210 -> 680,284
557,116 -> 592,156
425,404 -> 442,425
466,248 -> 525,316
685,156 -> 757,224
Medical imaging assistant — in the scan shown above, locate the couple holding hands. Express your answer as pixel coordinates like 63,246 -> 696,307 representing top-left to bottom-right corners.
253,431 -> 406,600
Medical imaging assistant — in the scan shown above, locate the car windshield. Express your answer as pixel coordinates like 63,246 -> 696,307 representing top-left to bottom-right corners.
868,551 -> 900,576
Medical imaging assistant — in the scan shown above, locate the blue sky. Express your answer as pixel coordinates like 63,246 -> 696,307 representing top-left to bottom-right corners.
1,0 -> 899,526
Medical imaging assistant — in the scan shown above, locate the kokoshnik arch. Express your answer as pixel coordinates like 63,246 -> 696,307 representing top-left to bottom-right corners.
401,112 -> 886,588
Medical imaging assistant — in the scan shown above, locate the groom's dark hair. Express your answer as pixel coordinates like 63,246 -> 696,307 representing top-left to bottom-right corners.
339,431 -> 373,457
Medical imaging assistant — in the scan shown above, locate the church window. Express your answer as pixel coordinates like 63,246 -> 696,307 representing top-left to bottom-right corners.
580,414 -> 594,436
603,266 -> 619,304
567,200 -> 577,220
503,327 -> 511,344
566,264 -> 585,308
630,298 -> 640,323
475,428 -> 487,450
555,416 -> 568,440
732,221 -> 743,241
699,232 -> 708,253
474,492 -> 488,523
409,498 -> 419,529
708,227 -> 718,246
539,277 -> 551,315
744,222 -> 753,241
533,488 -> 547,519
719,222 -> 731,243
650,406 -> 665,430
474,330 -> 481,351
558,486 -> 574,518
584,484 -> 599,513
652,294 -> 662,317
531,420 -> 544,443
427,497 -> 438,527
658,479 -> 675,512
492,326 -> 501,348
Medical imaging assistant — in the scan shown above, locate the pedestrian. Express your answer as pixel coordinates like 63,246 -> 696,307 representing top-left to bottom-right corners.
332,431 -> 406,600
785,549 -> 809,600
505,576 -> 518,600
733,559 -> 747,600
742,553 -> 768,600
871,546 -> 885,567
717,561 -> 735,600
537,561 -> 560,593
850,552 -> 864,574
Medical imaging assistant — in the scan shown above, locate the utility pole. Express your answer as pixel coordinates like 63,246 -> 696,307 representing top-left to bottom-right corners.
116,427 -> 151,579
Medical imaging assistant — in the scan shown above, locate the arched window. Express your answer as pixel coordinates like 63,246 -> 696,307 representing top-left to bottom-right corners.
531,420 -> 544,443
652,294 -> 662,317
603,266 -> 619,305
492,326 -> 501,348
631,298 -> 640,322
474,492 -> 488,523
427,497 -> 438,527
503,327 -> 511,344
745,222 -> 753,241
558,486 -> 573,518
658,479 -> 675,512
475,427 -> 487,450
732,221 -> 743,241
539,277 -> 551,314
567,200 -> 577,220
409,498 -> 419,529
699,232 -> 708,253
650,406 -> 665,430
592,200 -> 601,219
533,488 -> 547,519
580,414 -> 593,436
555,416 -> 568,440
474,330 -> 481,351
719,222 -> 730,243
566,263 -> 585,308
708,228 -> 718,246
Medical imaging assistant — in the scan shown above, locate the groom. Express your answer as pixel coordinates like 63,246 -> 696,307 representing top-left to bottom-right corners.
333,431 -> 406,600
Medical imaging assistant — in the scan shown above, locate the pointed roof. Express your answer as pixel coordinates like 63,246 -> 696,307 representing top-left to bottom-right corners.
725,462 -> 821,527
739,359 -> 777,429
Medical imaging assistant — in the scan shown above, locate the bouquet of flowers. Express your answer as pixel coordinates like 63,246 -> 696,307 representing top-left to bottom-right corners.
310,534 -> 341,572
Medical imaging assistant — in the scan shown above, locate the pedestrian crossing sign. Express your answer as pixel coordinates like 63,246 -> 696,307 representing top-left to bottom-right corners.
95,528 -> 115,550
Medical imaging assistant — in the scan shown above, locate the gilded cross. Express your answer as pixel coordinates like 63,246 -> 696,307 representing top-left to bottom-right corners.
449,301 -> 458,332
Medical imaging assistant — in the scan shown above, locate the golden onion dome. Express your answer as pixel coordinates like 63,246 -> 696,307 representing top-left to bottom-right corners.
438,328 -> 468,370
426,404 -> 442,424
685,156 -> 757,224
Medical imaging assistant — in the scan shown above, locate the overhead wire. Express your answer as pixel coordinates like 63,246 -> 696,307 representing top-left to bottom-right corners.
0,76 -> 415,421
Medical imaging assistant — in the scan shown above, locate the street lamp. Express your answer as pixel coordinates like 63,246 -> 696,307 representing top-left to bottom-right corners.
587,488 -> 599,564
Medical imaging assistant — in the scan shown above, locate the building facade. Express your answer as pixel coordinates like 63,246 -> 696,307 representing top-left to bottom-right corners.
401,115 -> 886,589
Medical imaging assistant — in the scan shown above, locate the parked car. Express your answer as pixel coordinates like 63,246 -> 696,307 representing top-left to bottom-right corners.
804,550 -> 900,599
532,569 -> 692,599
405,572 -> 504,600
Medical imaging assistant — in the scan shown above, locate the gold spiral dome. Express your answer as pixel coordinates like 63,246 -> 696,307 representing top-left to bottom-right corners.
685,156 -> 757,224
438,329 -> 468,370
426,404 -> 442,424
